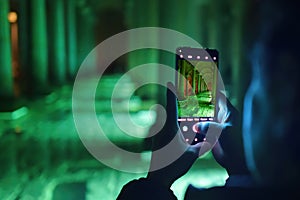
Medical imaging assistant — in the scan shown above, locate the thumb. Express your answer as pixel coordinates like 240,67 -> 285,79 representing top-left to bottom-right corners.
194,122 -> 225,156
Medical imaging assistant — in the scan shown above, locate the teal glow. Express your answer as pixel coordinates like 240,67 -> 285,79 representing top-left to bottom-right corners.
0,106 -> 28,120
171,154 -> 228,200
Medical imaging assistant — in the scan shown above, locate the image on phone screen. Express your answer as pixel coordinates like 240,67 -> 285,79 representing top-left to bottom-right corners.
175,47 -> 219,144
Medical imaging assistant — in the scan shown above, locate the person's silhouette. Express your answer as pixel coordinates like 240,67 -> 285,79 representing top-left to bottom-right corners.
117,0 -> 300,199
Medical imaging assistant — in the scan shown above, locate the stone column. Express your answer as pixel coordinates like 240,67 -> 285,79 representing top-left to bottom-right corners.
230,0 -> 247,110
193,68 -> 197,93
65,0 -> 77,81
158,0 -> 201,105
125,0 -> 160,100
207,2 -> 219,50
18,0 -> 30,95
0,0 -> 14,99
158,0 -> 181,106
48,0 -> 66,85
178,61 -> 186,99
76,5 -> 95,71
30,0 -> 48,94
0,0 -> 17,177
185,0 -> 201,44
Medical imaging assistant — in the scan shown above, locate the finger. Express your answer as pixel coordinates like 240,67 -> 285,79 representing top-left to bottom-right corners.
189,141 -> 212,158
151,82 -> 179,150
216,91 -> 229,123
195,122 -> 225,156
166,82 -> 178,125
204,122 -> 223,143
187,142 -> 202,158
211,140 -> 225,159
216,91 -> 239,124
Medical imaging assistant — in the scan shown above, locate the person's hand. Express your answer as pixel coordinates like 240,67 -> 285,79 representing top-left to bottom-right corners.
146,82 -> 212,188
196,92 -> 249,176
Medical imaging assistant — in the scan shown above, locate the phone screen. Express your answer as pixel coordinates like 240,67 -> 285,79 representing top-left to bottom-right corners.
175,47 -> 219,144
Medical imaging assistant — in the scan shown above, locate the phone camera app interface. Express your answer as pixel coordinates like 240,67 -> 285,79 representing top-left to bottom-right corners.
176,47 -> 218,144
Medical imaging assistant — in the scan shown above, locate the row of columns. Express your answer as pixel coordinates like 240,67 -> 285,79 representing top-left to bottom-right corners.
1,0 -> 250,108
178,67 -> 209,99
0,0 -> 78,99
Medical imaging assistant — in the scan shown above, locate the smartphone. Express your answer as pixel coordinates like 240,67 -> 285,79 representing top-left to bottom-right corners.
175,47 -> 219,144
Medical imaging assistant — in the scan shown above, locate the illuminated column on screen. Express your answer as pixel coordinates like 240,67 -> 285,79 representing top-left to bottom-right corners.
201,76 -> 206,92
0,0 -> 14,99
30,0 -> 48,93
178,60 -> 186,99
48,0 -> 66,85
193,68 -> 198,94
65,0 -> 77,80
199,75 -> 203,92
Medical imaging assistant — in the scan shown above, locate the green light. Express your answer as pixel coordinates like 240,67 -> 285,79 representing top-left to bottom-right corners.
0,106 -> 28,120
171,158 -> 228,200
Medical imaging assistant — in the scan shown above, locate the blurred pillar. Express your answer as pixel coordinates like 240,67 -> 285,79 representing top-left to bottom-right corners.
158,0 -> 182,106
30,0 -> 48,94
158,0 -> 201,105
0,0 -> 14,99
206,0 -> 234,99
185,0 -> 201,43
198,4 -> 209,47
76,5 -> 95,71
18,0 -> 30,95
217,2 -> 232,91
48,0 -> 66,85
125,0 -> 159,100
10,17 -> 22,98
65,0 -> 77,81
207,1 -> 220,49
230,0 -> 247,111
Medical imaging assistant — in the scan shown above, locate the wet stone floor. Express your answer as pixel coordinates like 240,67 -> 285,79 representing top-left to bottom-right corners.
0,76 -> 227,200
